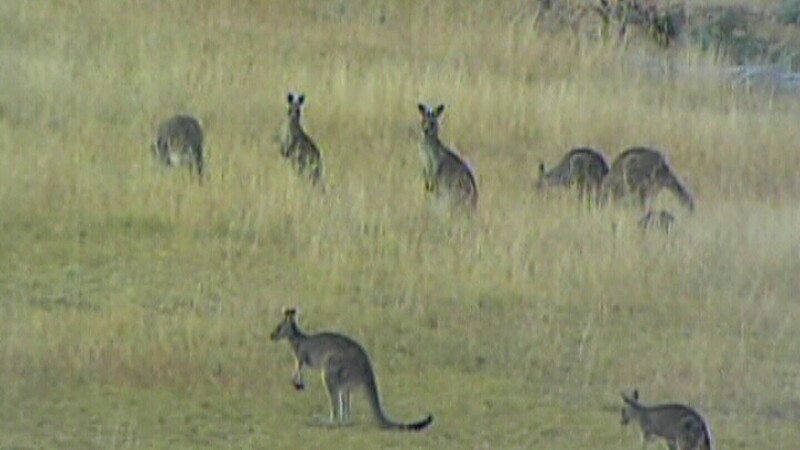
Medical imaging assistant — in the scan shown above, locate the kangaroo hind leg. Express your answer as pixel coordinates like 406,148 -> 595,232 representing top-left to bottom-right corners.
340,388 -> 352,424
322,366 -> 346,425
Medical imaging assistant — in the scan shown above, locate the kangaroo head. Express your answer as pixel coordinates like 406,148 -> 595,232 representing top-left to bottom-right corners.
287,92 -> 306,122
620,389 -> 640,425
152,135 -> 171,162
270,306 -> 299,341
536,162 -> 549,190
417,103 -> 445,138
536,161 -> 569,189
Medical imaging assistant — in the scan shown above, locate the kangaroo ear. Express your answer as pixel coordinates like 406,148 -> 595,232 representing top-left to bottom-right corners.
283,307 -> 298,318
538,162 -> 546,175
621,390 -> 637,404
297,94 -> 306,105
417,103 -> 428,115
435,104 -> 445,116
287,92 -> 294,104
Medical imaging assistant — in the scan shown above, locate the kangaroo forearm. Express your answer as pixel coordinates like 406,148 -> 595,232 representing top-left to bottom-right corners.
292,359 -> 305,390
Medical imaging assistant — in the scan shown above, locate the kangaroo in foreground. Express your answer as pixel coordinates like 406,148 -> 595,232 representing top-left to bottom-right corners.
601,147 -> 694,211
280,92 -> 324,186
537,147 -> 609,202
270,307 -> 433,431
621,390 -> 714,450
152,115 -> 205,182
638,209 -> 676,233
417,103 -> 478,209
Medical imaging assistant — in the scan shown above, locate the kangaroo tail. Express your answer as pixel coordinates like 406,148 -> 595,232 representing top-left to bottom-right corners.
402,414 -> 434,431
464,164 -> 479,210
365,375 -> 433,432
663,168 -> 695,212
469,185 -> 478,210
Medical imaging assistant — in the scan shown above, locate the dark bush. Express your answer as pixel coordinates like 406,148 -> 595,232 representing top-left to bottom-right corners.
776,0 -> 800,25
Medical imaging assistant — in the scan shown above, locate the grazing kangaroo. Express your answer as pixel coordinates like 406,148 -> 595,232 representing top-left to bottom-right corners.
537,147 -> 609,201
601,147 -> 694,211
621,390 -> 714,450
151,115 -> 205,182
638,209 -> 676,233
280,92 -> 323,186
417,103 -> 478,209
270,307 -> 433,431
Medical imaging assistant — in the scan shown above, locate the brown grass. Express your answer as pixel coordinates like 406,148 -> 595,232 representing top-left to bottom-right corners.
1,1 -> 799,448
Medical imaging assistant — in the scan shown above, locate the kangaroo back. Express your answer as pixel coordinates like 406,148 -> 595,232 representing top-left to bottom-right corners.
437,150 -> 478,209
153,115 -> 205,180
602,147 -> 693,211
603,147 -> 663,199
538,147 -> 609,200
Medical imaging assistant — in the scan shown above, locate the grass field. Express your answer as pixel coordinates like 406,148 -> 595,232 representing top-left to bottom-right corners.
2,1 -> 800,448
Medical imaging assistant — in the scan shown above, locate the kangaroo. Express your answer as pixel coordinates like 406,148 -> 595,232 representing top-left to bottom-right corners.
280,92 -> 323,186
638,209 -> 676,233
537,147 -> 609,202
270,307 -> 433,431
621,390 -> 714,450
417,103 -> 478,209
151,115 -> 205,182
601,147 -> 694,211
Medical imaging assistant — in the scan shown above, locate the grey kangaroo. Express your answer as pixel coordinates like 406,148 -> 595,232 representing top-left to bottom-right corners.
537,147 -> 609,201
152,115 -> 205,182
621,390 -> 714,450
417,103 -> 478,209
280,92 -> 323,186
270,307 -> 433,431
601,147 -> 694,211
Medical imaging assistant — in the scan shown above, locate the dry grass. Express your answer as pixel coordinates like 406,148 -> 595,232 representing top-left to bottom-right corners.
1,1 -> 800,448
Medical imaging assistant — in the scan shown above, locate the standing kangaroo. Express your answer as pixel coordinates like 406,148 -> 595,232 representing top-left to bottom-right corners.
417,103 -> 478,209
270,307 -> 433,431
152,115 -> 205,183
601,147 -> 694,211
280,92 -> 324,186
621,390 -> 714,450
537,147 -> 609,202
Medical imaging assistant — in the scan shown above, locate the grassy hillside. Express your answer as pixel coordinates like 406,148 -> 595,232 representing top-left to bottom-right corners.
1,1 -> 799,448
